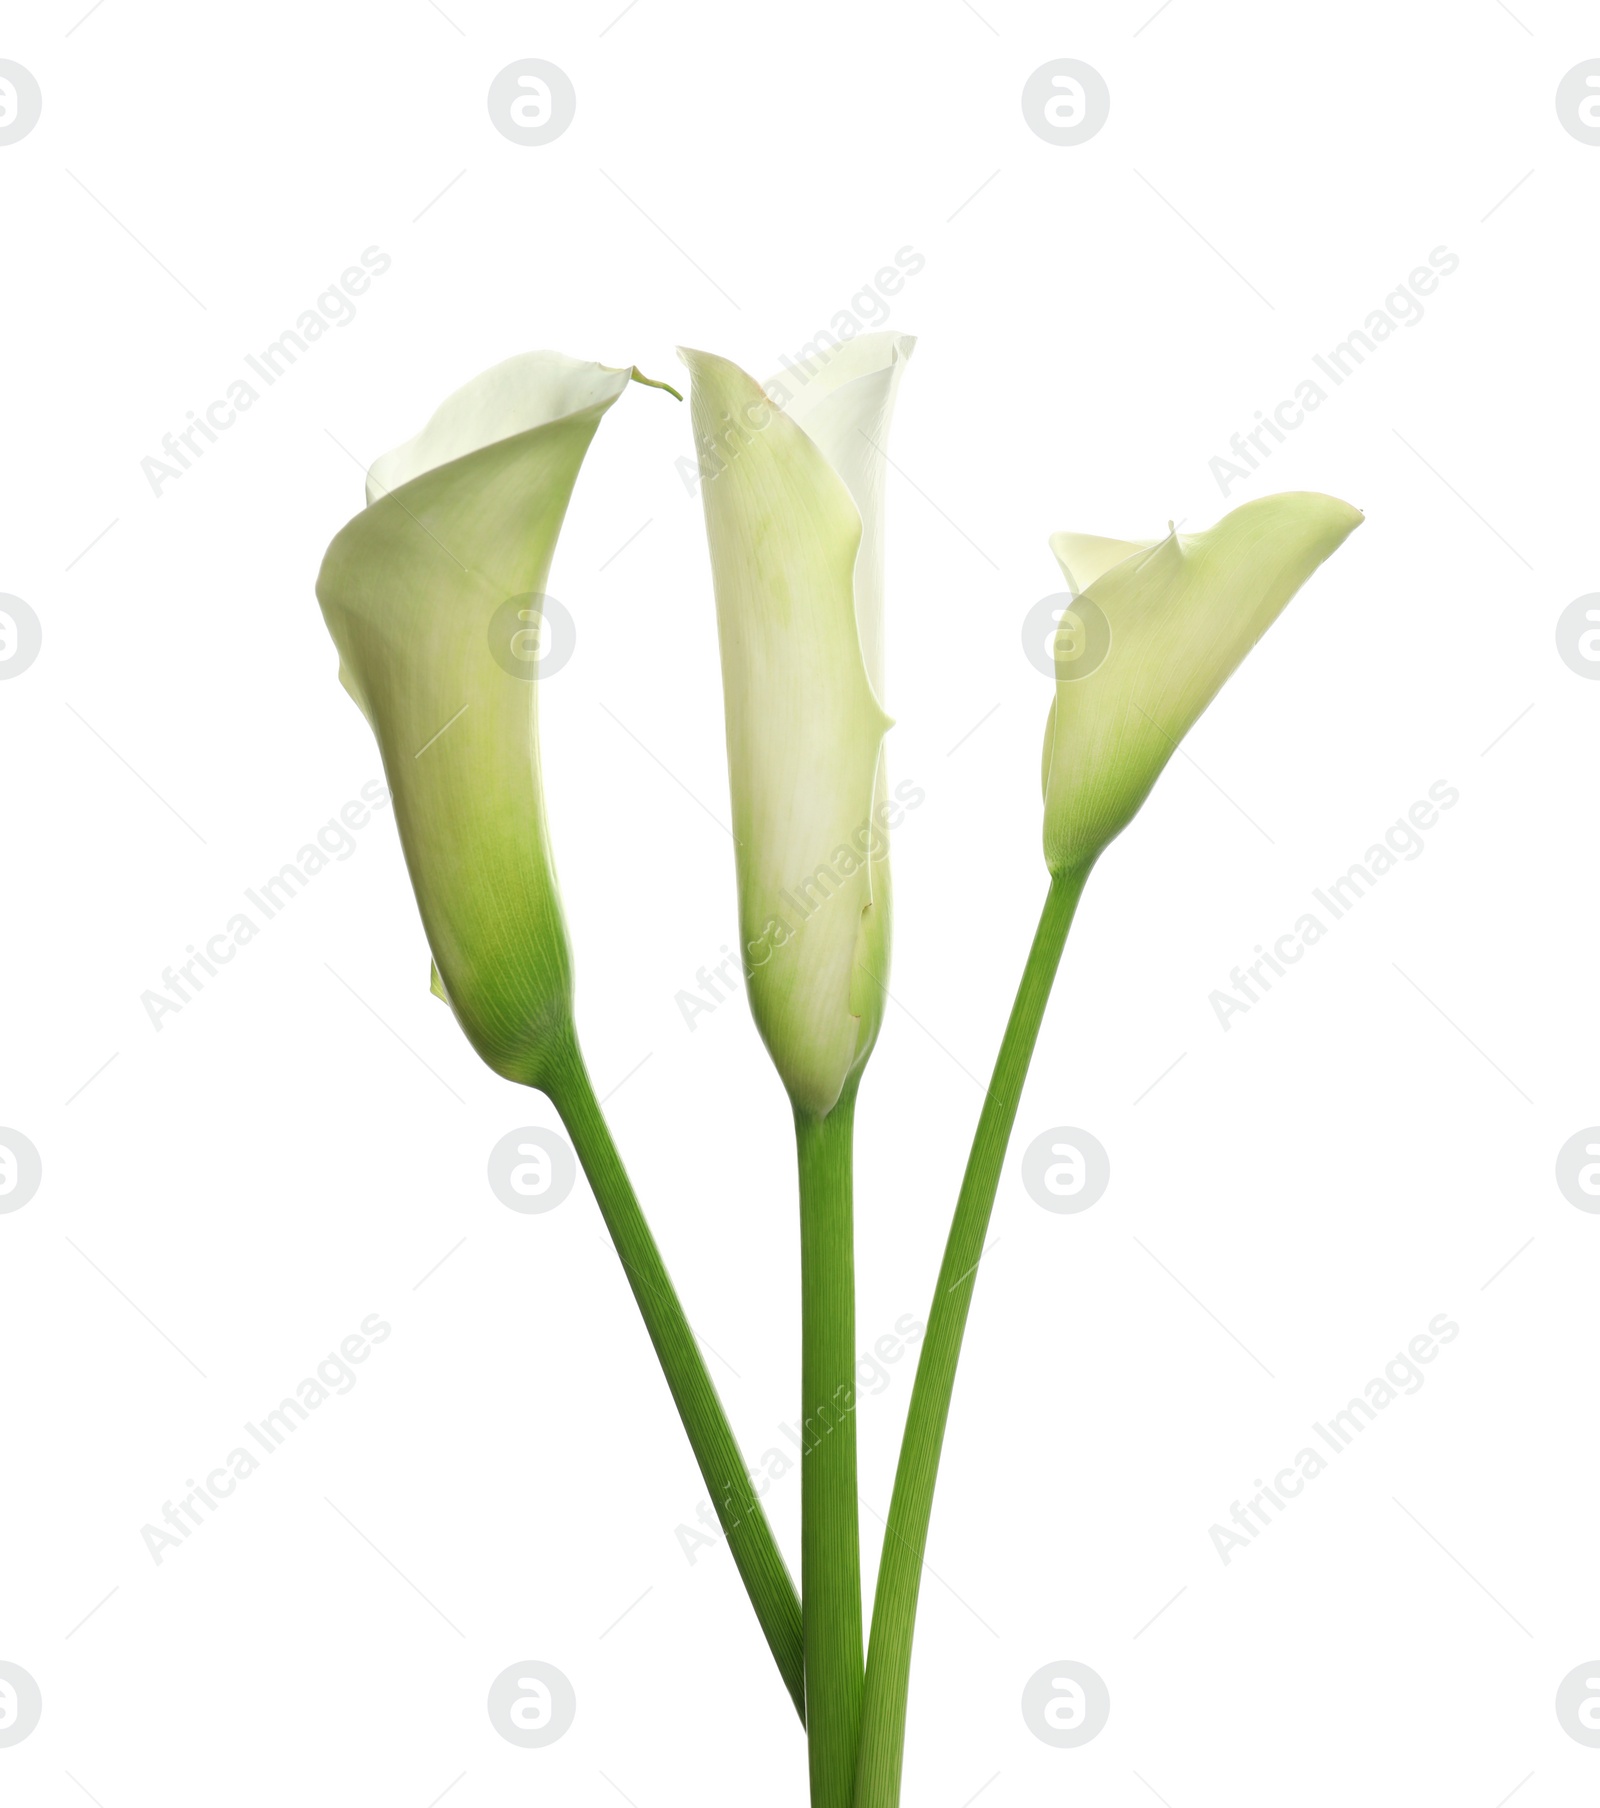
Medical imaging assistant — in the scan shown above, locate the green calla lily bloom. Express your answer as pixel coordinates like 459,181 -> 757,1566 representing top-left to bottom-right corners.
682,335 -> 913,1119
315,351 -> 634,1089
1041,490 -> 1363,875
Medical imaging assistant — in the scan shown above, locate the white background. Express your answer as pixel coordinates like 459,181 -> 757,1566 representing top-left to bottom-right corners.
3,2 -> 1597,1803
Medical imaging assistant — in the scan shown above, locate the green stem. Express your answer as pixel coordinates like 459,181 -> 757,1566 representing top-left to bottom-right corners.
796,1092 -> 864,1808
853,866 -> 1090,1807
546,1035 -> 806,1723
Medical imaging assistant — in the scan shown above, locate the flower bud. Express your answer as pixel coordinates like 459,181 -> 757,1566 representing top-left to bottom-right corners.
682,335 -> 913,1116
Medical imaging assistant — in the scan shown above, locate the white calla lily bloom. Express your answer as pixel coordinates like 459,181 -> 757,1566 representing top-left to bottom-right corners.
1042,491 -> 1363,874
317,352 -> 639,1087
682,333 -> 914,1117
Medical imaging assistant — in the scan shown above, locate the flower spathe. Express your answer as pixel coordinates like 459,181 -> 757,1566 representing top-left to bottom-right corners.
316,352 -> 633,1089
1041,491 -> 1363,875
682,334 -> 914,1118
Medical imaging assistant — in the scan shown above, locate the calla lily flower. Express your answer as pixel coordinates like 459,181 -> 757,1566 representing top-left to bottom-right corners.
682,333 -> 914,1119
316,354 -> 812,1716
316,351 -> 638,1089
1041,491 -> 1363,875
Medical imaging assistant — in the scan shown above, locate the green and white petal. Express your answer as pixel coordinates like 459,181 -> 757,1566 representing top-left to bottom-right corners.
770,333 -> 914,1078
316,352 -> 632,1088
683,345 -> 897,1118
1042,491 -> 1362,875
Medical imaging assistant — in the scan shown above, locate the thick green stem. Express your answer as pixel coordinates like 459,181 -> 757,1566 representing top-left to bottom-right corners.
853,867 -> 1090,1807
546,1036 -> 806,1722
796,1093 -> 864,1808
